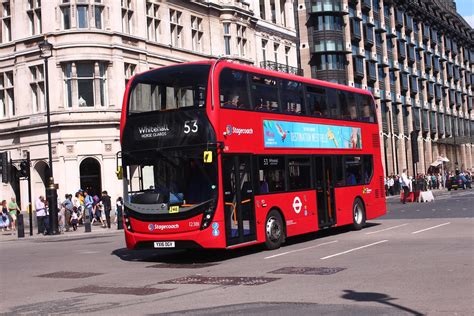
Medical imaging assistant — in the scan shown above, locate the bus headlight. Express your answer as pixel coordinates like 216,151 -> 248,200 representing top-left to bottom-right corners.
124,215 -> 133,232
200,208 -> 215,230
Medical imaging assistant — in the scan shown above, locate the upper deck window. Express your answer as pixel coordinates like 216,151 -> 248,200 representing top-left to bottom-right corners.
128,64 -> 209,115
251,75 -> 280,112
220,68 -> 250,109
281,80 -> 305,115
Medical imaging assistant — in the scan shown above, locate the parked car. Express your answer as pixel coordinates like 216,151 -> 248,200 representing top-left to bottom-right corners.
446,176 -> 461,191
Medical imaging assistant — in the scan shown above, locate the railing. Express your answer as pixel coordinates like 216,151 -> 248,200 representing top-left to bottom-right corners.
260,61 -> 304,76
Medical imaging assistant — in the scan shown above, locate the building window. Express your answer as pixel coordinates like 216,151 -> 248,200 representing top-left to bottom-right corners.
315,54 -> 346,71
274,43 -> 279,63
60,1 -> 103,30
262,39 -> 267,63
191,15 -> 203,52
237,25 -> 247,57
63,62 -> 107,108
146,1 -> 160,42
1,1 -> 12,43
77,4 -> 89,28
61,1 -> 71,30
223,22 -> 231,55
94,1 -> 104,29
0,71 -> 15,118
285,46 -> 290,68
316,15 -> 344,31
170,9 -> 182,48
30,65 -> 44,114
124,63 -> 136,87
122,0 -> 134,34
27,0 -> 42,35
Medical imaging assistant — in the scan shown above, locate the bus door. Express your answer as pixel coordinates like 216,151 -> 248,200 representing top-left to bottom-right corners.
222,155 -> 257,246
314,156 -> 336,228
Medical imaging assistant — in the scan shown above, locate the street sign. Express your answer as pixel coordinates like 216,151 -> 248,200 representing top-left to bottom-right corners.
0,151 -> 9,183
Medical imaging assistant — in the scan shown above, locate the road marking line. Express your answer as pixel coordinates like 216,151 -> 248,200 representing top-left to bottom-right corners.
411,222 -> 451,235
264,240 -> 338,259
365,223 -> 408,235
320,240 -> 388,260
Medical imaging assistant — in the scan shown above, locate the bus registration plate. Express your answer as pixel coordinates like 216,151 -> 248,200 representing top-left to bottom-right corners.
154,241 -> 175,248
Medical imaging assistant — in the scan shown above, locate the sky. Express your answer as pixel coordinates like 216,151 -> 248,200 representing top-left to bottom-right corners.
455,0 -> 474,28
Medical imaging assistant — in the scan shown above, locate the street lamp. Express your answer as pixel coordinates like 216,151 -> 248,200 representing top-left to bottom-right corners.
39,38 -> 59,235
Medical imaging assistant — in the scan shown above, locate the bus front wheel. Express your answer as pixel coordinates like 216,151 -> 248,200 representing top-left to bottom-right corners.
264,210 -> 284,250
352,198 -> 366,230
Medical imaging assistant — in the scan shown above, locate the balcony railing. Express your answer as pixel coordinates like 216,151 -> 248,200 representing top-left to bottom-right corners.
260,61 -> 303,76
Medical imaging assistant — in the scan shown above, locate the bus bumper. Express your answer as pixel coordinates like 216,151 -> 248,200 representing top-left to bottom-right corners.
124,222 -> 226,250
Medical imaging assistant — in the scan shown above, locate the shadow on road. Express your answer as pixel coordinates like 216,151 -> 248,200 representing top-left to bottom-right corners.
342,289 -> 424,316
111,222 -> 380,264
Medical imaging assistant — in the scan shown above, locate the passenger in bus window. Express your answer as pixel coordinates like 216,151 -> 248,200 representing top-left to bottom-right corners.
360,103 -> 374,122
312,101 -> 322,116
223,95 -> 241,108
255,98 -> 272,112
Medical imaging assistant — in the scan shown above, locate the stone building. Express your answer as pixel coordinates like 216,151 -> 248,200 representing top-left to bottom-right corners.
297,0 -> 474,176
0,0 -> 298,208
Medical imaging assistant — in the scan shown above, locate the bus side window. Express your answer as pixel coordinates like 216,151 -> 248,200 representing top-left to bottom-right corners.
359,95 -> 376,123
219,69 -> 250,109
327,88 -> 340,119
251,75 -> 280,112
344,156 -> 363,185
258,156 -> 285,193
363,156 -> 373,184
306,86 -> 328,117
281,80 -> 305,115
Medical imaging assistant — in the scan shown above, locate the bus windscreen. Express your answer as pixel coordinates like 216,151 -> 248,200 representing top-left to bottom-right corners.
128,64 -> 210,115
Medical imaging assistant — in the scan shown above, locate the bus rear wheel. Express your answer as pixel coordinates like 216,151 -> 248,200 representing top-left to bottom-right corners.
264,210 -> 284,250
352,198 -> 366,230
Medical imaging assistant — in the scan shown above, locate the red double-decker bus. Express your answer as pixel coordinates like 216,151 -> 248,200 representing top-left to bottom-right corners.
119,60 -> 386,250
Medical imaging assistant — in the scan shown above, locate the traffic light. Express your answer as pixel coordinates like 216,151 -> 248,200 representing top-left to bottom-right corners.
0,151 -> 9,183
19,159 -> 30,178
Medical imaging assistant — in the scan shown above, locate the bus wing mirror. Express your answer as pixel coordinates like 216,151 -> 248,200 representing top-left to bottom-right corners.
116,166 -> 123,180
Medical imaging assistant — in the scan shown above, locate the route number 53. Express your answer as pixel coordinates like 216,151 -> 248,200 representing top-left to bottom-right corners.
184,120 -> 198,134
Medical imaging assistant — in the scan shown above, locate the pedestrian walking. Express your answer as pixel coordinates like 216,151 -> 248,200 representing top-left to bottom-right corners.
115,197 -> 123,226
70,209 -> 78,231
7,197 -> 20,232
0,200 -> 10,231
101,191 -> 112,228
401,169 -> 410,204
62,194 -> 73,232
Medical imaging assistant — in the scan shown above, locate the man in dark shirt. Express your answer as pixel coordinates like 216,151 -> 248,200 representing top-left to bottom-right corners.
101,191 -> 112,228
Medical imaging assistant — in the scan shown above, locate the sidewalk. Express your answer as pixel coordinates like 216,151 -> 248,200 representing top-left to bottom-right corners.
0,215 -> 123,242
385,188 -> 449,201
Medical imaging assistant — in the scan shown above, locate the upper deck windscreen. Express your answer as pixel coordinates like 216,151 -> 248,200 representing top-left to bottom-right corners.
128,64 -> 210,116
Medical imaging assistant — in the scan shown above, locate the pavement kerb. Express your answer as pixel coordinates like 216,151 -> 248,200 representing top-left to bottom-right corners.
385,188 -> 450,200
0,225 -> 123,242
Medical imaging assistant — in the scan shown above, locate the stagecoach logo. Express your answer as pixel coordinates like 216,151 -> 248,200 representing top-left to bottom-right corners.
136,124 -> 170,139
148,223 -> 180,231
362,187 -> 372,194
225,124 -> 254,136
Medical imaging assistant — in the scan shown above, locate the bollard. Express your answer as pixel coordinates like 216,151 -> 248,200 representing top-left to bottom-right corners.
84,211 -> 91,233
17,214 -> 25,238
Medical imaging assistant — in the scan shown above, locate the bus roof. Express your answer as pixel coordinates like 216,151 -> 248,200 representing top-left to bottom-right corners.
130,59 -> 373,98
